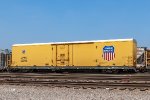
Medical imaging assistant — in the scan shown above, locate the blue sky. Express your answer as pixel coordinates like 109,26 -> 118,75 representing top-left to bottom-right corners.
0,0 -> 150,48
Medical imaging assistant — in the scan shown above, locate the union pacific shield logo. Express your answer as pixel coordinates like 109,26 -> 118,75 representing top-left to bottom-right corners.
102,46 -> 115,61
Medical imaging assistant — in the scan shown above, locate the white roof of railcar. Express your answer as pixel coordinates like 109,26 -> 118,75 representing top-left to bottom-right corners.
13,38 -> 135,46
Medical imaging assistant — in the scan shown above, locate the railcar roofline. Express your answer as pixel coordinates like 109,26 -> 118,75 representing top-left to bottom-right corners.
13,38 -> 135,46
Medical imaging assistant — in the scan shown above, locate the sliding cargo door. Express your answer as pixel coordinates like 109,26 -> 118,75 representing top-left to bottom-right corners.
52,44 -> 73,67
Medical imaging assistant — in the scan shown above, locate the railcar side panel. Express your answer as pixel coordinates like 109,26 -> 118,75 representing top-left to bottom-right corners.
11,45 -> 53,67
95,40 -> 136,67
72,43 -> 97,66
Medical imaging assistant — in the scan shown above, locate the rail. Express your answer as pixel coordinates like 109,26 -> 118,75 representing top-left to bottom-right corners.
0,73 -> 149,90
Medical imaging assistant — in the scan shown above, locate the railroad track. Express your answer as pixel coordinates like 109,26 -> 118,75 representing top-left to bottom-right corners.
0,73 -> 149,90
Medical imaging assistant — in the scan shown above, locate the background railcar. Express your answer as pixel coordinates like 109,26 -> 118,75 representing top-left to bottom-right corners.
137,47 -> 150,70
0,49 -> 11,69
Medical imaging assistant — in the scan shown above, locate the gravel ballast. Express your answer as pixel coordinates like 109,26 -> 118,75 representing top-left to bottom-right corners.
0,85 -> 149,100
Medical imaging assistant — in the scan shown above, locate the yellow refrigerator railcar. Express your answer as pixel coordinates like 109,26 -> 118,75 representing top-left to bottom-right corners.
10,39 -> 137,71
